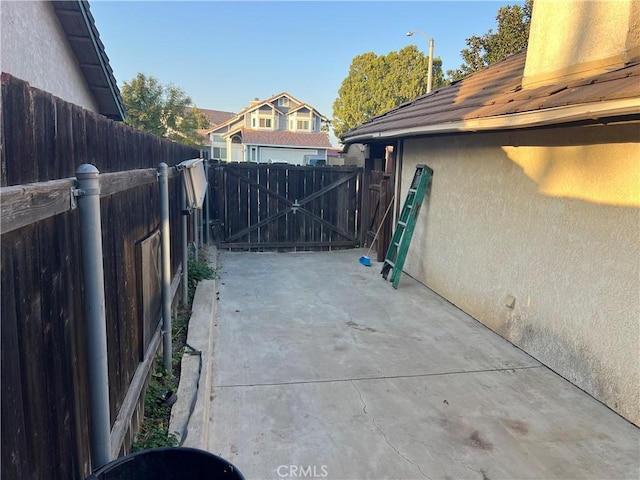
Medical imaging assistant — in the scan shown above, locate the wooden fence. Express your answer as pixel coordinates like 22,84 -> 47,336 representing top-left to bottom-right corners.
210,162 -> 362,250
1,74 -> 199,480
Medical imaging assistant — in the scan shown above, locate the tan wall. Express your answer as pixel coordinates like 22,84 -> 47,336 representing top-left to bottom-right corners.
400,124 -> 640,425
1,1 -> 98,112
524,0 -> 640,87
342,143 -> 365,167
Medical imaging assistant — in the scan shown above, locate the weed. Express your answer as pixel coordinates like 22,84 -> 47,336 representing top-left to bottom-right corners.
187,255 -> 216,301
131,360 -> 179,451
131,248 -> 215,451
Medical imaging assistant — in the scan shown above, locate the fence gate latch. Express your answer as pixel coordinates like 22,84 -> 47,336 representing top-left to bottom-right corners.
70,187 -> 81,210
291,199 -> 300,214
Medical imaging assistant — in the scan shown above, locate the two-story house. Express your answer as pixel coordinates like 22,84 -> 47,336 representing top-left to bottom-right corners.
206,93 -> 332,165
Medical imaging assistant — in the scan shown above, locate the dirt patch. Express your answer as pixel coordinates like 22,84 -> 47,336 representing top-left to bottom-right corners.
467,430 -> 493,450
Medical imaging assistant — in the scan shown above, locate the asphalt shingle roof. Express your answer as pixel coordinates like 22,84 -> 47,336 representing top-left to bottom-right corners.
342,50 -> 640,142
241,129 -> 331,148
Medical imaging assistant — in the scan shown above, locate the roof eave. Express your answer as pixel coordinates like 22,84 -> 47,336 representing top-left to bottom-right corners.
342,98 -> 640,144
53,1 -> 125,121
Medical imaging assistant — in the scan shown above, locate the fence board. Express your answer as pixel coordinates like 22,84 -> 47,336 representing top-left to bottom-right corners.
1,75 -> 199,479
211,163 -> 362,251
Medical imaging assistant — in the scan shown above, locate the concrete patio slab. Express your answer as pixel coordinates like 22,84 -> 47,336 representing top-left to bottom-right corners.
203,250 -> 638,479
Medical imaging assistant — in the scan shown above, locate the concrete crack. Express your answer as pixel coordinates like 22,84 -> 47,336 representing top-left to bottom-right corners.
351,381 -> 429,479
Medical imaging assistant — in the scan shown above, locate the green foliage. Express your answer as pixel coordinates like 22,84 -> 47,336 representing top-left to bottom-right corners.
133,252 -> 215,451
187,252 -> 217,302
333,45 -> 445,138
121,73 -> 210,147
131,363 -> 179,451
447,0 -> 533,82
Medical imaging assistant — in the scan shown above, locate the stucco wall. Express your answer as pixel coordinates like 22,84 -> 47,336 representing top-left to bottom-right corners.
524,0 -> 640,87
1,1 -> 98,112
400,124 -> 640,425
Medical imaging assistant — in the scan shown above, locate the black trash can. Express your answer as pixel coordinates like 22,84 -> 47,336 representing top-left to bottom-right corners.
86,447 -> 245,480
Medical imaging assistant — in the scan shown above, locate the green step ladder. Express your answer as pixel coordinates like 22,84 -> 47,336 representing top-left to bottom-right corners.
381,164 -> 433,289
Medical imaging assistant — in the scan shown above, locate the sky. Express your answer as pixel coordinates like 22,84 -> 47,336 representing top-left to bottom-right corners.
90,1 -> 520,145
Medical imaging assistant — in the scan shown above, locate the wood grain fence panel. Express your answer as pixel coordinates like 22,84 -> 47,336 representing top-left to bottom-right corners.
2,74 -> 36,185
0,244 -> 29,478
33,87 -> 56,182
54,96 -> 75,180
249,166 -> 259,244
216,163 -> 362,250
1,75 -> 199,478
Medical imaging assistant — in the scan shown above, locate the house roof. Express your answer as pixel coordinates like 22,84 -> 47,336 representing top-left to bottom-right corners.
342,50 -> 640,144
211,92 -> 328,132
240,129 -> 332,149
288,103 -> 327,120
52,1 -> 125,121
195,108 -> 236,127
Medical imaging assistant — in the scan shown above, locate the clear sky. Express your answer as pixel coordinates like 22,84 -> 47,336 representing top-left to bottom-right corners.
90,1 -> 520,145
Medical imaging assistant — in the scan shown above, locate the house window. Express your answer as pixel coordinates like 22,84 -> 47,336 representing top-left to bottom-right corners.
259,118 -> 272,128
252,118 -> 256,127
251,147 -> 257,162
213,147 -> 227,159
297,120 -> 310,130
278,97 -> 290,107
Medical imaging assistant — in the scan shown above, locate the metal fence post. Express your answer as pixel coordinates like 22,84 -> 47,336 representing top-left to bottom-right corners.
198,207 -> 203,249
193,207 -> 199,262
158,163 -> 172,375
204,160 -> 210,245
181,182 -> 189,305
75,164 -> 111,469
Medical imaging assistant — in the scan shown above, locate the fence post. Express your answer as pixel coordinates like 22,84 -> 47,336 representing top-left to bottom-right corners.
204,160 -> 210,245
75,164 -> 111,469
198,207 -> 204,249
181,183 -> 189,305
193,208 -> 199,261
158,163 -> 172,375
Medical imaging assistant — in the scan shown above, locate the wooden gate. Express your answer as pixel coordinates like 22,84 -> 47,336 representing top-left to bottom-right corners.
210,162 -> 362,250
365,171 -> 393,262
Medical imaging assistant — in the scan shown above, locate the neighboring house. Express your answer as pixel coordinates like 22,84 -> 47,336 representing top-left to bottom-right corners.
327,147 -> 343,166
1,0 -> 125,121
205,93 -> 332,165
198,107 -> 236,127
342,0 -> 640,425
189,107 -> 236,159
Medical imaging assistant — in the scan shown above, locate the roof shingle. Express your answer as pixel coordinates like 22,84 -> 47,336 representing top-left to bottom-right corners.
240,129 -> 331,148
342,50 -> 640,142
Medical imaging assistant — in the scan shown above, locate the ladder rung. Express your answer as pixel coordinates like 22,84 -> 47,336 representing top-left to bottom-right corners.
398,221 -> 407,227
384,259 -> 395,267
409,188 -> 417,193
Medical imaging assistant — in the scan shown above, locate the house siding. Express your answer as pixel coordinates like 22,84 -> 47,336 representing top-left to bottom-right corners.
0,1 -> 98,112
259,147 -> 319,165
400,124 -> 639,425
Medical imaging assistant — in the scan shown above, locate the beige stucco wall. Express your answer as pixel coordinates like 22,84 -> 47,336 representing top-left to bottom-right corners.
400,124 -> 640,425
342,143 -> 365,167
0,1 -> 98,112
524,0 -> 640,87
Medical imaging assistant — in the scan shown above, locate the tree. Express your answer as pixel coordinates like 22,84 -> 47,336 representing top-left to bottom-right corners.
447,0 -> 533,82
332,45 -> 444,139
121,73 -> 210,147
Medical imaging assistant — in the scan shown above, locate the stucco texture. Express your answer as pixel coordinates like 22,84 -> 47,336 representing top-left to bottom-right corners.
0,1 -> 98,112
524,0 -> 640,85
401,124 -> 640,425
